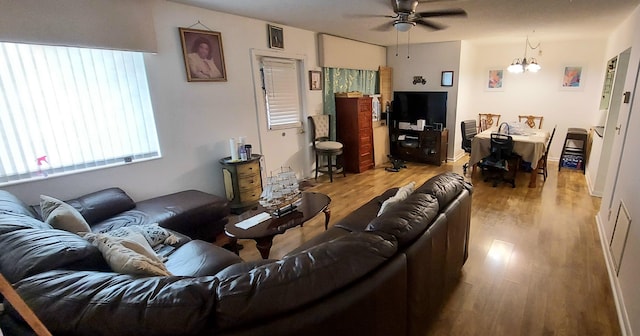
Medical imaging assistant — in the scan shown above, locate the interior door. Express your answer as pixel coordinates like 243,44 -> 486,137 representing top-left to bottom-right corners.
250,49 -> 308,180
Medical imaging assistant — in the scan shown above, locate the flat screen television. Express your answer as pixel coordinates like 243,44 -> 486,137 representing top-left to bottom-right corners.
392,91 -> 448,127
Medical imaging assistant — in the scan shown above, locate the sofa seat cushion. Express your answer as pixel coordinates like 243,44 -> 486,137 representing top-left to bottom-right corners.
0,228 -> 108,283
165,240 -> 243,277
414,172 -> 473,210
91,190 -> 229,242
284,226 -> 351,257
83,232 -> 172,277
366,193 -> 439,248
214,232 -> 397,329
11,270 -> 219,336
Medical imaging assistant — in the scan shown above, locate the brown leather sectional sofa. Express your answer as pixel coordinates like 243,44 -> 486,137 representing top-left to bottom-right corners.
0,172 -> 472,336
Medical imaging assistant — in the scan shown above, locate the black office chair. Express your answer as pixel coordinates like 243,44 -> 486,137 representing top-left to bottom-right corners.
460,120 -> 477,174
479,133 -> 519,187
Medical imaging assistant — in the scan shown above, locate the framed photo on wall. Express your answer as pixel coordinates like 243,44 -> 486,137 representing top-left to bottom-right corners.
441,71 -> 454,87
309,70 -> 322,90
486,69 -> 504,91
179,27 -> 227,82
561,66 -> 584,90
268,24 -> 284,49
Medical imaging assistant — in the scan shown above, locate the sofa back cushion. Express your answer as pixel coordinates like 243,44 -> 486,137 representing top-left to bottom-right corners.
11,270 -> 219,336
66,188 -> 136,225
0,228 -> 108,283
365,193 -> 439,248
214,232 -> 397,329
414,172 -> 472,210
0,190 -> 39,219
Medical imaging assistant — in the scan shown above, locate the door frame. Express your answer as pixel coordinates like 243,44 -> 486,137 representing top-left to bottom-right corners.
249,48 -> 311,180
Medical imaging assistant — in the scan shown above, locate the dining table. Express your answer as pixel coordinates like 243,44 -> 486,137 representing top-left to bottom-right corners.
470,127 -> 550,188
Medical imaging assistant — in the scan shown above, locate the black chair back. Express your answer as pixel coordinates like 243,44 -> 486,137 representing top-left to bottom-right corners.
545,125 -> 556,157
489,133 -> 514,161
460,120 -> 477,153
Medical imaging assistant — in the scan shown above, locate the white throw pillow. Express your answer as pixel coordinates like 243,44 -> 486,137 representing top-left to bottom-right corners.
40,195 -> 91,234
104,224 -> 179,247
377,181 -> 416,216
83,232 -> 171,276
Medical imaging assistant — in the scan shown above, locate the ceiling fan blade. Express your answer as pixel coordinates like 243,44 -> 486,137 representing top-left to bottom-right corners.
415,19 -> 445,30
373,21 -> 395,32
416,8 -> 467,18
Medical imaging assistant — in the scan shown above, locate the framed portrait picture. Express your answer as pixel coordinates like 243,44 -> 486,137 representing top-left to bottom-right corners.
441,71 -> 454,87
179,27 -> 227,82
309,70 -> 322,90
561,66 -> 584,90
268,24 -> 284,49
486,69 -> 504,91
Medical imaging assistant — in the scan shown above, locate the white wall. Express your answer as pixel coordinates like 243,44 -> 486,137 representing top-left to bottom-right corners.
387,41 -> 462,160
2,1 -> 323,204
462,38 -> 607,161
387,38 -> 606,162
596,5 -> 640,335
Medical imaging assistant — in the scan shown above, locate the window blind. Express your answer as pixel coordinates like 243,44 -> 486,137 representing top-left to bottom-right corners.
0,42 -> 160,184
261,57 -> 302,129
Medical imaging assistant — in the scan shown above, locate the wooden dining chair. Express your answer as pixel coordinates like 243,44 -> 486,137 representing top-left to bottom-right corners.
478,113 -> 501,131
538,125 -> 556,181
519,115 -> 544,129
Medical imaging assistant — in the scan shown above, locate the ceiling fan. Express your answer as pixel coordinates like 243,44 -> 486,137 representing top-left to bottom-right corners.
375,0 -> 467,32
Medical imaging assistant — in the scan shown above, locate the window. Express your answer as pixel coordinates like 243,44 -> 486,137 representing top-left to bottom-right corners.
0,42 -> 160,185
261,57 -> 302,129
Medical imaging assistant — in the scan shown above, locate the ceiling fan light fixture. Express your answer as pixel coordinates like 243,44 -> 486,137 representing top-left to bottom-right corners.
394,21 -> 415,32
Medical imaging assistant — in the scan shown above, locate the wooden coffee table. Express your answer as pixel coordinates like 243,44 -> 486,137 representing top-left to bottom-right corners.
224,192 -> 331,259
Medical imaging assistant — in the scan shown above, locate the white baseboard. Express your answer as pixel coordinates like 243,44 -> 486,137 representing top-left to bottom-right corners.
596,214 -> 631,336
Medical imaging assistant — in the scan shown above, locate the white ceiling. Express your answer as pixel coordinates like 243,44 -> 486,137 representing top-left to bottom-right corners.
169,0 -> 640,46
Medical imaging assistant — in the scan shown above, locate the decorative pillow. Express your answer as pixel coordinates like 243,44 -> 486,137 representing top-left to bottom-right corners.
83,232 -> 171,276
40,195 -> 91,234
377,181 -> 416,216
103,224 -> 179,247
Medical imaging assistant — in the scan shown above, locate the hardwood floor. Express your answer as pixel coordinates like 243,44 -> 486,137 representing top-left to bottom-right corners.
234,159 -> 621,335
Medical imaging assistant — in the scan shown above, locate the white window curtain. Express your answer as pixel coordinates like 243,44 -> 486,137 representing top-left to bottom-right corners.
0,42 -> 160,185
261,57 -> 302,129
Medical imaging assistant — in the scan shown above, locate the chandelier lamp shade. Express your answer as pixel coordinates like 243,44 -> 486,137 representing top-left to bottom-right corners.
508,36 -> 542,73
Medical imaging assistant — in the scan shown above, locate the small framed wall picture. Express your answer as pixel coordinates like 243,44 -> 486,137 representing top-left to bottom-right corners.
441,71 -> 454,87
486,69 -> 504,91
309,70 -> 322,90
268,24 -> 284,49
561,66 -> 584,90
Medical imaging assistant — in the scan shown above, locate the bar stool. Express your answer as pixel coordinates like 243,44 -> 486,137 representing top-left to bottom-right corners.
559,128 -> 587,173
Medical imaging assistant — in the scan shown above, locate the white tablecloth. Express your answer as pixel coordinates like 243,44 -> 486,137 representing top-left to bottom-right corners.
470,127 -> 550,167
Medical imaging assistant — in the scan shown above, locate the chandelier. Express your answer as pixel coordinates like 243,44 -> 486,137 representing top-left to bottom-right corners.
508,36 -> 542,73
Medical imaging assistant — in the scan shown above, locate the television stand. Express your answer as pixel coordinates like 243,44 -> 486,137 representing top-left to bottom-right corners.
389,126 -> 448,166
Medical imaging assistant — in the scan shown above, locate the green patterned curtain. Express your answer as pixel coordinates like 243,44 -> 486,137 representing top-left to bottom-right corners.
323,67 -> 378,139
